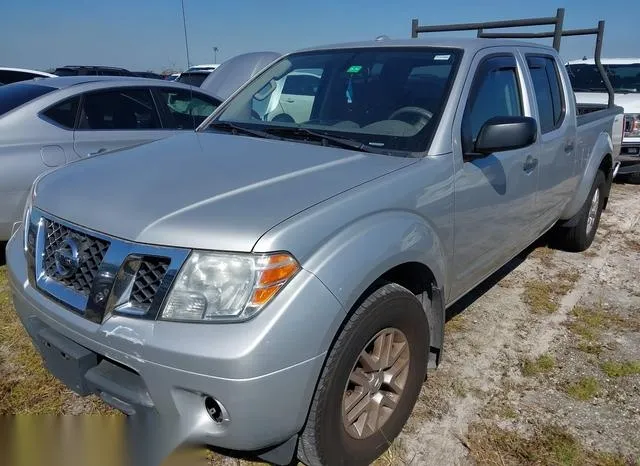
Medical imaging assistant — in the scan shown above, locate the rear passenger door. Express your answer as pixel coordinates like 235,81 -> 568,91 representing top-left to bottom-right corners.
73,87 -> 176,158
523,53 -> 577,228
451,52 -> 540,300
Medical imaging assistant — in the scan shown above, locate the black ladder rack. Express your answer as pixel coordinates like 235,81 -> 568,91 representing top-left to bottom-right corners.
411,8 -> 615,107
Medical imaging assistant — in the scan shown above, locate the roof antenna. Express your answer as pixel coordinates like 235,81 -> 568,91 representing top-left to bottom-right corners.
375,35 -> 390,41
180,0 -> 192,69
180,0 -> 196,131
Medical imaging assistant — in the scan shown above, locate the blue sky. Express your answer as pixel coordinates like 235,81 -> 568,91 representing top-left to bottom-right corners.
2,0 -> 636,72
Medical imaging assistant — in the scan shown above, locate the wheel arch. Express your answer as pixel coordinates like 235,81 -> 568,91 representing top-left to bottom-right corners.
303,210 -> 448,366
561,130 -> 614,221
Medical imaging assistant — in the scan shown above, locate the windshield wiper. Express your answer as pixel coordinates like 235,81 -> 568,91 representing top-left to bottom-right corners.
208,121 -> 281,140
265,126 -> 376,153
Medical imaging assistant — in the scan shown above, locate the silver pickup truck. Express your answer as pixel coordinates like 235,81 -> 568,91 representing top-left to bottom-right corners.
5,11 -> 624,466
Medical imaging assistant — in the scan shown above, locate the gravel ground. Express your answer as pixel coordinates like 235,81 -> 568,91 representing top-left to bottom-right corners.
1,181 -> 639,466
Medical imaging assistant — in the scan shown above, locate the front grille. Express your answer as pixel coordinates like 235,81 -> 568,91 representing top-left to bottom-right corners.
43,220 -> 110,296
129,258 -> 170,310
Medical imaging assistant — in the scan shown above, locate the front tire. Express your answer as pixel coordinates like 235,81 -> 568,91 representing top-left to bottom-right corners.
553,170 -> 605,252
297,283 -> 429,466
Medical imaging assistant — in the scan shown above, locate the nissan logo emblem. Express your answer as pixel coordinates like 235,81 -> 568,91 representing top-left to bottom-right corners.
54,237 -> 82,278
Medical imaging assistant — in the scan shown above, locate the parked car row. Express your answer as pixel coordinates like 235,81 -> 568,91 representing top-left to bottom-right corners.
0,52 -> 282,242
0,64 -> 219,87
1,9 -> 629,466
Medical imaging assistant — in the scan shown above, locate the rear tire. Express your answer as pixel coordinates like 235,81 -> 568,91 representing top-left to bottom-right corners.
297,283 -> 429,466
553,170 -> 605,252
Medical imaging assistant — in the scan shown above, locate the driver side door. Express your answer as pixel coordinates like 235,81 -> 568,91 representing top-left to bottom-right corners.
450,51 -> 541,300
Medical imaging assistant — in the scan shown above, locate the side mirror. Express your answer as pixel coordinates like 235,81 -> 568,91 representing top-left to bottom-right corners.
474,116 -> 537,155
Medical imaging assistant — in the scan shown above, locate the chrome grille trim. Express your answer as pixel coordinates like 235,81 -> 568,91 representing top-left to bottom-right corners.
42,219 -> 110,296
29,208 -> 189,323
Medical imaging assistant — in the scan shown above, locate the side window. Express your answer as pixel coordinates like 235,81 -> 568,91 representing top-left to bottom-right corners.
527,56 -> 565,133
157,88 -> 220,129
42,96 -> 80,129
78,88 -> 160,130
463,56 -> 523,152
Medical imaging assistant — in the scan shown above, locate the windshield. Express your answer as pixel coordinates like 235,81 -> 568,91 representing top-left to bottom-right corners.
0,82 -> 56,116
210,47 -> 461,154
177,72 -> 209,87
566,63 -> 640,93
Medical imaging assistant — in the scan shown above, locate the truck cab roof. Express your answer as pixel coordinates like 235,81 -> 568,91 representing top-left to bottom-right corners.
297,38 -> 555,54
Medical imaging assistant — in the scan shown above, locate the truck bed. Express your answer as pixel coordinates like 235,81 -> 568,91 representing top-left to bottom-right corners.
576,103 -> 621,123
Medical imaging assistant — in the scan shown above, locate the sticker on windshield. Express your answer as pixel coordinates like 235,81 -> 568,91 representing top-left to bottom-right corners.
434,55 -> 451,61
347,65 -> 363,73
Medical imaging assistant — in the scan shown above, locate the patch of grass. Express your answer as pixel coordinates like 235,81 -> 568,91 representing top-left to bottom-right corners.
372,440 -> 409,466
410,371 -> 464,422
467,422 -> 628,466
555,270 -> 581,295
0,265 -> 112,415
523,280 -> 558,313
522,353 -> 555,377
569,304 -> 640,350
482,398 -> 519,420
569,305 -> 606,342
600,360 -> 640,377
577,341 -> 604,355
531,246 -> 556,267
445,314 -> 467,334
565,376 -> 600,401
522,270 -> 580,314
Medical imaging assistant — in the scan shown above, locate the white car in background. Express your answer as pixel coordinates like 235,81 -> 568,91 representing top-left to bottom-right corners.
248,69 -> 322,124
176,64 -> 220,87
0,67 -> 56,86
566,58 -> 640,177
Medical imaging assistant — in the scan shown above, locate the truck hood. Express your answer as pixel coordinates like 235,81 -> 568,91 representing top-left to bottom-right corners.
35,132 -> 414,251
574,92 -> 640,113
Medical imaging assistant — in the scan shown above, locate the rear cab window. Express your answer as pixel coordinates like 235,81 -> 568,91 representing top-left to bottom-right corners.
0,82 -> 57,117
526,55 -> 565,133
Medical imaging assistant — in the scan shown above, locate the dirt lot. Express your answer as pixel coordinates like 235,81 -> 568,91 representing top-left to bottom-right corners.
1,181 -> 639,466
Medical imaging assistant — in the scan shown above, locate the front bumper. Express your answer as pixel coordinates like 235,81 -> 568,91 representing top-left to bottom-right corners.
618,142 -> 640,174
6,233 -> 345,452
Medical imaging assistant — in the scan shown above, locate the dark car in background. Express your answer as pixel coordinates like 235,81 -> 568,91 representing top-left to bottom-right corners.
176,64 -> 219,87
133,71 -> 165,80
53,65 -> 134,77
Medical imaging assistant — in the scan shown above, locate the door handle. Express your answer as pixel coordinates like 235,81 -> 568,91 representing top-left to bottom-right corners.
88,148 -> 107,156
564,143 -> 575,154
523,155 -> 538,173
284,98 -> 295,103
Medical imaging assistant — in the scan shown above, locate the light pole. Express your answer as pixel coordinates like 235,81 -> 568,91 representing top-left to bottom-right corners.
213,46 -> 219,63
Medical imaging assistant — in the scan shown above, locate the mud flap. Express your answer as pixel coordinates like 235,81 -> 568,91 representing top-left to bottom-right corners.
427,283 -> 445,369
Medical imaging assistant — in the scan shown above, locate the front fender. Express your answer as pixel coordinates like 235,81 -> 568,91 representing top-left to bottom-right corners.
561,131 -> 613,221
302,210 -> 447,315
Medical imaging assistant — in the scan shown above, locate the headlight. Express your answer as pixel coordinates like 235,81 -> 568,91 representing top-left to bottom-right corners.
624,113 -> 640,137
161,251 -> 300,322
22,177 -> 39,253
